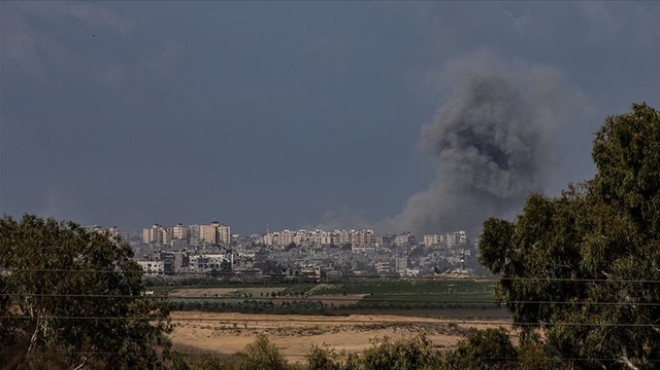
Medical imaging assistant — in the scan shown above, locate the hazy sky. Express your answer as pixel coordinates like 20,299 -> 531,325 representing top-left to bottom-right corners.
2,1 -> 659,234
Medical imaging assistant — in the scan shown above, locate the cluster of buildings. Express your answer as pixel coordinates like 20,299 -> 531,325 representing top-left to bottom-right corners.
142,221 -> 231,247
136,250 -> 236,275
260,229 -> 466,250
262,229 -> 379,248
138,222 -> 465,251
85,222 -> 476,278
422,231 -> 467,247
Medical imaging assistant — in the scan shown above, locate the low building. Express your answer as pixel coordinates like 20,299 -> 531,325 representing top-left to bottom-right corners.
375,260 -> 391,274
136,261 -> 164,275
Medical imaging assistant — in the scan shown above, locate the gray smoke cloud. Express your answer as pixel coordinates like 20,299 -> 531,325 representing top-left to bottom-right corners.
390,51 -> 591,237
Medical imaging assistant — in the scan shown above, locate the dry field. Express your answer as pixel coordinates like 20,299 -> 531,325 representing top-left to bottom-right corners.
168,311 -> 512,363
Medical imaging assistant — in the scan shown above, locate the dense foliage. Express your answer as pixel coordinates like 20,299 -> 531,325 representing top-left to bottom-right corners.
444,328 -> 516,370
478,103 -> 660,369
0,215 -> 171,369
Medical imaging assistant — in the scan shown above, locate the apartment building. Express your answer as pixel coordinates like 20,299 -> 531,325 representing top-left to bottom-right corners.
262,228 -> 379,248
143,224 -> 164,244
200,221 -> 231,245
172,223 -> 189,241
423,230 -> 467,247
136,260 -> 164,275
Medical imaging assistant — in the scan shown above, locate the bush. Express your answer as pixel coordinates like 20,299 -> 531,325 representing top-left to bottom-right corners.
517,340 -> 563,370
344,335 -> 443,370
242,334 -> 290,370
444,328 -> 517,370
306,345 -> 342,370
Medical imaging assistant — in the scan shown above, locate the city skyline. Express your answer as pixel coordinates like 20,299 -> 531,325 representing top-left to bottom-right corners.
2,2 -> 659,235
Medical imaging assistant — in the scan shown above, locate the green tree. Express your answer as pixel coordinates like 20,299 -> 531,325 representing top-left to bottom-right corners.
241,334 -> 289,370
445,328 -> 517,370
306,345 -> 342,370
343,335 -> 442,370
0,215 -> 171,369
479,103 -> 660,369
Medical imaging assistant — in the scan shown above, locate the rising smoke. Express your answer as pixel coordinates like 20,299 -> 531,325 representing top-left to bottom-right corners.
391,51 -> 590,237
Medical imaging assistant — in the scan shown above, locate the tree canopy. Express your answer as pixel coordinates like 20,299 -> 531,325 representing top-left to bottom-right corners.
479,103 -> 660,369
0,215 -> 171,369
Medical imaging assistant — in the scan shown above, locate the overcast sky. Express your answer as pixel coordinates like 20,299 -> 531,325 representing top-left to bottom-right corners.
2,1 -> 659,234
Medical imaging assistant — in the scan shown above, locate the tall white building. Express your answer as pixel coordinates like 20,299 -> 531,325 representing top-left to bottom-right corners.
218,224 -> 231,245
188,224 -> 200,246
172,223 -> 189,241
262,228 -> 379,248
200,222 -> 218,244
393,232 -> 415,247
423,231 -> 467,247
199,221 -> 231,246
143,224 -> 164,244
161,227 -> 172,245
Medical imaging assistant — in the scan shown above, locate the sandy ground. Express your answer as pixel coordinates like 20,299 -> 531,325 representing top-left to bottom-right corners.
169,311 -> 511,363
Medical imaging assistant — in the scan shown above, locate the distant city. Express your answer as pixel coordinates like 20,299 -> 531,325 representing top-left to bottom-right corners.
87,222 -> 481,280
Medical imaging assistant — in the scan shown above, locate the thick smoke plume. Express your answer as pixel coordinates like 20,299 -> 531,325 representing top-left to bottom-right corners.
392,51 -> 589,237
